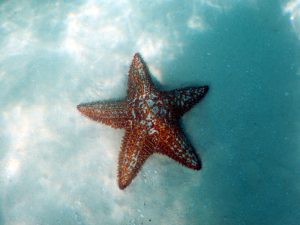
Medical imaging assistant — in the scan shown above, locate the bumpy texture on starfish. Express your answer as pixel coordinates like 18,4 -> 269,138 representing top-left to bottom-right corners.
77,53 -> 209,189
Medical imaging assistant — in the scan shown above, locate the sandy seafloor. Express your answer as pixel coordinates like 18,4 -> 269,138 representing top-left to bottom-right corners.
0,0 -> 300,225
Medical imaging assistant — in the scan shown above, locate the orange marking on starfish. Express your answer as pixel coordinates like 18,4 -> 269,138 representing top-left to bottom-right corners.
77,53 -> 209,189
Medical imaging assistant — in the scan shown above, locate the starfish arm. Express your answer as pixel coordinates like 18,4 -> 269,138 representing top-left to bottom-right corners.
118,126 -> 153,189
127,53 -> 155,99
77,101 -> 131,128
153,123 -> 201,170
164,86 -> 209,117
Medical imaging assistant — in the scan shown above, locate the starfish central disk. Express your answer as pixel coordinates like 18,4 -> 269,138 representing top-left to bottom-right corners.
77,53 -> 209,189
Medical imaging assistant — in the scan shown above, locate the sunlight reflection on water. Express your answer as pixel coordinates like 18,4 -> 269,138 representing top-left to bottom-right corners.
285,0 -> 300,37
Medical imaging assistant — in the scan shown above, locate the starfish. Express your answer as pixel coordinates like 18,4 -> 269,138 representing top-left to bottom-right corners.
77,53 -> 209,189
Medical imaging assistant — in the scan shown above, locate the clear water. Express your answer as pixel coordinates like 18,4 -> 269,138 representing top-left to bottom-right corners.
0,0 -> 300,225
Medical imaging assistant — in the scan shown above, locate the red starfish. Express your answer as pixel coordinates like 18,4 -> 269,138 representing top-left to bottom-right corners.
77,53 -> 209,189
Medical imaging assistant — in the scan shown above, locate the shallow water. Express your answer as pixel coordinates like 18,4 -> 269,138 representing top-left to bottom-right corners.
0,1 -> 300,225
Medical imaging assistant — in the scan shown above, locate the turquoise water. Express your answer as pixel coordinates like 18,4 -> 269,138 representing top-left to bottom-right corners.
0,1 -> 300,225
